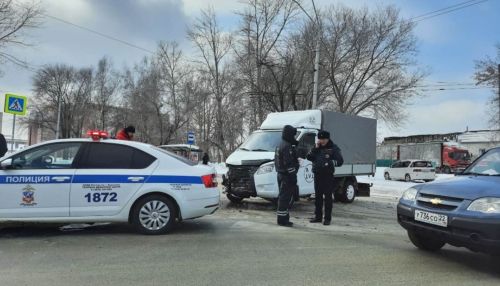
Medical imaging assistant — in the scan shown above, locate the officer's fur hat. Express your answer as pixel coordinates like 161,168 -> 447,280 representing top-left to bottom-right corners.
317,130 -> 330,139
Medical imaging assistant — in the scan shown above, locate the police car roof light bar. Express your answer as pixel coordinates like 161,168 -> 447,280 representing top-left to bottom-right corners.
87,130 -> 109,141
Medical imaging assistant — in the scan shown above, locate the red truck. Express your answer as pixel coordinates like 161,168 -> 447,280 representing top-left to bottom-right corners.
397,142 -> 471,173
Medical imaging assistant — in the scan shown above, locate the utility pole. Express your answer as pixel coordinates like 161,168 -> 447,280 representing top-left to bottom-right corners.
293,0 -> 321,109
312,37 -> 320,109
55,94 -> 61,139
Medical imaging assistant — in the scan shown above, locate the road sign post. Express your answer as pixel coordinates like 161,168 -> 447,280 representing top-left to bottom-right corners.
4,94 -> 28,152
187,131 -> 195,161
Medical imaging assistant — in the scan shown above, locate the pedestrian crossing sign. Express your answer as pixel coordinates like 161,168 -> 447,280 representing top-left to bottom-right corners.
4,94 -> 27,116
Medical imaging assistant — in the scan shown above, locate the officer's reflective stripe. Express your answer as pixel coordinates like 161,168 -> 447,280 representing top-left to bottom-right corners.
0,175 -> 203,184
0,175 -> 71,184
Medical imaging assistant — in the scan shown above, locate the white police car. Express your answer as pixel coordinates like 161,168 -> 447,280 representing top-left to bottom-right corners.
0,131 -> 220,234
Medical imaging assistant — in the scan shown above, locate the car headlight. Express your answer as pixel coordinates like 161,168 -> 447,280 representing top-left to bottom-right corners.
467,198 -> 500,213
255,164 -> 274,175
401,188 -> 418,202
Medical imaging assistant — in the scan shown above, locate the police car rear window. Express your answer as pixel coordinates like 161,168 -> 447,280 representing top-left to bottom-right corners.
153,146 -> 197,166
80,143 -> 156,169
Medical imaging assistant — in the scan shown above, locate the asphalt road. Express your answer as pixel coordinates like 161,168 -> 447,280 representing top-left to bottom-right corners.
0,196 -> 499,286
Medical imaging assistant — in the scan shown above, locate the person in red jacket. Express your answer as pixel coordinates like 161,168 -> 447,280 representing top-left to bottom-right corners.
116,126 -> 135,141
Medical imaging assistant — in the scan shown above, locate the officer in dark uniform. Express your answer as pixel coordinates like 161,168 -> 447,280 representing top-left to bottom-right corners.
274,125 -> 300,227
307,130 -> 343,225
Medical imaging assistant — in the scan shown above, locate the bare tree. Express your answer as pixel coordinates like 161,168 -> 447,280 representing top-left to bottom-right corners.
32,64 -> 93,138
235,0 -> 299,128
93,57 -> 120,130
157,41 -> 192,144
0,0 -> 41,72
320,5 -> 424,126
188,7 -> 233,159
474,44 -> 500,128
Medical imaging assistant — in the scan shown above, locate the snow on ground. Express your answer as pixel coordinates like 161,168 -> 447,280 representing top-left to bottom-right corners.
357,167 -> 455,199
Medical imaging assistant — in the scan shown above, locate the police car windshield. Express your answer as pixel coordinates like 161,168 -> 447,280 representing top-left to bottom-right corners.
463,148 -> 500,176
239,131 -> 301,152
153,146 -> 197,166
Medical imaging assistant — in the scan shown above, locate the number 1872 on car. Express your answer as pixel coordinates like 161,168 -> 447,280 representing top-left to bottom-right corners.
84,192 -> 118,203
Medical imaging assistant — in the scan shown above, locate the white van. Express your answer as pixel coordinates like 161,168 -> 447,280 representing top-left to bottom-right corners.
223,110 -> 376,204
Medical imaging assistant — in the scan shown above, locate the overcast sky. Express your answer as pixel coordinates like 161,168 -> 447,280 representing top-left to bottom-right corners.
1,0 -> 499,139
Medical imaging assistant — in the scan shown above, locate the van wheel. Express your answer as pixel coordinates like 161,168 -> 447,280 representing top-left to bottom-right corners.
339,181 -> 356,203
384,172 -> 391,180
405,174 -> 412,182
226,193 -> 244,204
408,231 -> 445,251
132,195 -> 176,235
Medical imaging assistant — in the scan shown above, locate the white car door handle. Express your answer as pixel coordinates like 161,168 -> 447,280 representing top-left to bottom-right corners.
128,177 -> 145,182
51,176 -> 71,182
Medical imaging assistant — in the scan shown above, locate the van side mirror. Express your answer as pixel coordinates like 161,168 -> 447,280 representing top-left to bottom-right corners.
1,158 -> 13,169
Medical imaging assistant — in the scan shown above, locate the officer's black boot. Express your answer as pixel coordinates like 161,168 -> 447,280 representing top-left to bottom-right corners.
309,217 -> 322,223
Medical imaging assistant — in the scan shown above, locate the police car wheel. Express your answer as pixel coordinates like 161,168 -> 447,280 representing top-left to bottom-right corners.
407,231 -> 445,252
132,195 -> 176,235
339,181 -> 356,203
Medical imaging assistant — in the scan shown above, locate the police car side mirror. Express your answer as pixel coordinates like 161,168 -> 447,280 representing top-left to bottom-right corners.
1,158 -> 13,169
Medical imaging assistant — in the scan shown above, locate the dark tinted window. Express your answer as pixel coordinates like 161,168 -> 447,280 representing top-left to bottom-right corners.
81,143 -> 156,169
298,133 -> 316,158
402,161 -> 411,168
132,149 -> 157,168
412,161 -> 432,168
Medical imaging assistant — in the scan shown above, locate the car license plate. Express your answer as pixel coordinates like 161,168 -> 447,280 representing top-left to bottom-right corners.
414,210 -> 448,227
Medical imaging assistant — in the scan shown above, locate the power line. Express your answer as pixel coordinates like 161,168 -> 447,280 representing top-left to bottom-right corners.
411,0 -> 489,23
12,1 -> 154,55
410,0 -> 483,21
42,14 -> 155,54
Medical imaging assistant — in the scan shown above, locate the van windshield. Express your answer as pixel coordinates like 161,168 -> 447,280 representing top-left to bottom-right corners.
239,131 -> 297,152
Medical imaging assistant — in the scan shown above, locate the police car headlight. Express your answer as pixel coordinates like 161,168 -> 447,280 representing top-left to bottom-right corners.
467,198 -> 500,213
401,188 -> 418,202
255,164 -> 274,175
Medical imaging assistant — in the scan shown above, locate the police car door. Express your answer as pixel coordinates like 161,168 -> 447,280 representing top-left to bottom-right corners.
296,133 -> 317,196
0,142 -> 83,218
70,142 -> 157,217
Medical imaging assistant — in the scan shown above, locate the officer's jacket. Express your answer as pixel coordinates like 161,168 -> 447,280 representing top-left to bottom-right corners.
306,140 -> 344,175
275,127 -> 300,176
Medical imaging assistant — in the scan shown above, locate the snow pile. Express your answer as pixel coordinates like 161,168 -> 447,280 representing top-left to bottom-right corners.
357,167 -> 455,199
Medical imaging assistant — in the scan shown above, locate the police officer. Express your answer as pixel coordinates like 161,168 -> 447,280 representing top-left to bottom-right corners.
307,130 -> 343,225
274,125 -> 300,227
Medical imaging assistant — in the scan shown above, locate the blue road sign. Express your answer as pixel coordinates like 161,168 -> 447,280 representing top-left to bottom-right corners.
4,93 -> 27,116
187,131 -> 195,145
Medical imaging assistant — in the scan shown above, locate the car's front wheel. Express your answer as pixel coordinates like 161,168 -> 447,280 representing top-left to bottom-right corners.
384,172 -> 391,180
132,195 -> 177,235
405,174 -> 412,182
408,231 -> 445,252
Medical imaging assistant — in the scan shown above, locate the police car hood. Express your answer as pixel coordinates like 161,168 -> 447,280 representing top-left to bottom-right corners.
416,175 -> 500,200
225,150 -> 274,166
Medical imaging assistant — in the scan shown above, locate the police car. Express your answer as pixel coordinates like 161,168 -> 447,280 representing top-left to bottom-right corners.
0,131 -> 220,234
